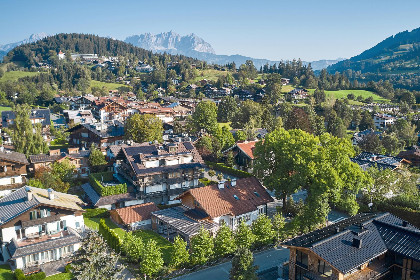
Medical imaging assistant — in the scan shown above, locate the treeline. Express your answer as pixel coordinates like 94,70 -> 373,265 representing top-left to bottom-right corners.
3,33 -> 201,67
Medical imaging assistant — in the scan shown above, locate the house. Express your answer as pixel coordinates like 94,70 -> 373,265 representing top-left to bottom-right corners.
81,183 -> 141,210
0,149 -> 29,197
57,51 -> 65,60
116,142 -> 204,205
398,146 -> 420,167
69,95 -> 96,110
287,88 -> 308,100
374,113 -> 395,129
177,177 -> 273,230
135,64 -> 153,73
29,148 -> 90,177
63,110 -> 96,125
91,100 -> 129,123
351,129 -> 382,146
351,152 -> 407,171
224,140 -> 258,172
110,202 -> 159,230
0,186 -> 85,274
282,212 -> 420,280
67,123 -> 124,152
2,109 -> 51,128
281,78 -> 290,85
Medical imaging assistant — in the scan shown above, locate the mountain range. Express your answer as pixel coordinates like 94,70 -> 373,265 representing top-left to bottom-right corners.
124,31 -> 343,70
0,32 -> 48,60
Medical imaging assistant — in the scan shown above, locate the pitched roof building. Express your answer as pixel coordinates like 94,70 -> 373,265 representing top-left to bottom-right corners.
0,149 -> 29,196
282,212 -> 420,280
110,202 -> 159,230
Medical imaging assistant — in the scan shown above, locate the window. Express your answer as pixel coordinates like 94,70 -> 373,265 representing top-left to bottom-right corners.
75,222 -> 80,228
11,178 -> 15,184
254,191 -> 260,197
296,250 -> 308,268
318,260 -> 332,276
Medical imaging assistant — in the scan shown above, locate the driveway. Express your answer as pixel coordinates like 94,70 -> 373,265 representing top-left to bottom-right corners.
172,247 -> 290,280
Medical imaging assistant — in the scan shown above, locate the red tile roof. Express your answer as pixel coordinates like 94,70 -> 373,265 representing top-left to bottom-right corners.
114,202 -> 159,224
179,177 -> 273,219
236,141 -> 259,159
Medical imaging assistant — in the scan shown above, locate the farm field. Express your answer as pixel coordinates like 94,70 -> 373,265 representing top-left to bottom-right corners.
307,89 -> 389,103
90,80 -> 131,91
0,71 -> 40,82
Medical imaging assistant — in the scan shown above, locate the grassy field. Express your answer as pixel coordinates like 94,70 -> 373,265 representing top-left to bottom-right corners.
307,89 -> 389,103
90,80 -> 131,91
132,230 -> 174,264
0,71 -> 40,82
45,273 -> 72,280
281,85 -> 295,93
193,69 -> 229,82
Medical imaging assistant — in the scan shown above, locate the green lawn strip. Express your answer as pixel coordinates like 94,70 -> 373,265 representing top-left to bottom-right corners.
281,85 -> 295,93
45,273 -> 72,280
0,106 -> 12,112
90,80 -> 131,91
0,264 -> 14,280
132,230 -> 174,264
0,71 -> 40,82
83,217 -> 126,238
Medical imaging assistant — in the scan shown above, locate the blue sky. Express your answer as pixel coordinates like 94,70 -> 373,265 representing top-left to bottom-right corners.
1,0 -> 419,61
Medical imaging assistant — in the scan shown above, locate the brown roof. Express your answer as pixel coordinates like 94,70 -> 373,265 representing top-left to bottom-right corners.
236,141 -> 259,159
114,202 -> 159,224
0,151 -> 29,165
179,177 -> 273,219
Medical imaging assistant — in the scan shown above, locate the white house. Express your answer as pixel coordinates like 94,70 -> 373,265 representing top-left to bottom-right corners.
0,186 -> 85,274
177,177 -> 274,230
374,113 -> 395,129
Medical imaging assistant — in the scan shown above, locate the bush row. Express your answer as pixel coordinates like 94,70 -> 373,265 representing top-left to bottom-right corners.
89,172 -> 127,197
98,218 -> 121,252
205,161 -> 252,178
14,270 -> 46,280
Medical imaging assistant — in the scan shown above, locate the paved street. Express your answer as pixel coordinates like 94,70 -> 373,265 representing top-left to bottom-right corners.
173,247 -> 290,280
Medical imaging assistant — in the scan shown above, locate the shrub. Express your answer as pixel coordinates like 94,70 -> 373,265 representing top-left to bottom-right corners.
205,161 -> 252,178
14,269 -> 25,280
26,272 -> 46,280
64,264 -> 73,273
89,172 -> 127,196
83,208 -> 110,218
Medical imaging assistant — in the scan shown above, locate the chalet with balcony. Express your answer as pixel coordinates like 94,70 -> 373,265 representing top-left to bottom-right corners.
2,109 -> 51,128
374,113 -> 395,130
282,212 -> 420,280
91,100 -> 129,123
0,149 -> 29,197
223,140 -> 259,172
67,123 -> 124,152
0,186 -> 85,274
116,142 -> 204,204
177,177 -> 273,230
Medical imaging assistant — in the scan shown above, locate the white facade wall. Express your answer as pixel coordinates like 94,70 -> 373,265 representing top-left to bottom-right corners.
146,184 -> 164,193
1,227 -> 17,243
131,219 -> 151,229
125,199 -> 145,207
0,175 -> 23,186
144,160 -> 159,168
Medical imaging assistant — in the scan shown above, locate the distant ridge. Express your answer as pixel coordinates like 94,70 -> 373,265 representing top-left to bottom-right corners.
0,32 -> 48,60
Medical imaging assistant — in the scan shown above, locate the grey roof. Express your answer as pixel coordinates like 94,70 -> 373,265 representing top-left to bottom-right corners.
151,206 -> 217,238
81,183 -> 137,207
8,228 -> 81,259
0,150 -> 29,165
283,213 -> 420,274
2,109 -> 51,128
67,123 -> 124,138
0,187 -> 39,226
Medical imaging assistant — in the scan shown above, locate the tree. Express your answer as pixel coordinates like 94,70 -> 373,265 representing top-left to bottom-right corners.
8,104 -> 39,155
254,128 -> 371,229
235,221 -> 255,249
272,213 -> 285,242
359,111 -> 374,131
313,88 -> 326,104
71,231 -> 124,280
121,232 -> 144,263
51,159 -> 75,183
140,239 -> 164,279
251,215 -> 274,247
284,107 -> 312,133
124,113 -> 163,143
191,101 -> 218,135
89,144 -> 107,172
190,227 -> 214,265
217,96 -> 238,123
214,224 -> 236,258
229,248 -> 258,280
231,100 -> 262,129
234,130 -> 247,142
170,236 -> 190,269
381,133 -> 401,155
238,60 -> 258,80
393,119 -> 417,147
359,133 -> 383,154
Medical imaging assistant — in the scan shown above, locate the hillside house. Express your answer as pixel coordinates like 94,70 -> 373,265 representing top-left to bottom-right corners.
224,140 -> 259,172
374,113 -> 395,129
351,152 -> 407,171
0,149 -> 29,197
2,109 -> 51,128
398,146 -> 420,167
0,186 -> 85,274
282,212 -> 420,280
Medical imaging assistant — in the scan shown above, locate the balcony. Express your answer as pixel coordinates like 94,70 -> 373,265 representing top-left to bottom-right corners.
345,261 -> 392,280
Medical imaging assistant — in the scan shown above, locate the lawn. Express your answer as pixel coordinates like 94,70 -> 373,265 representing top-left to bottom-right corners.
0,71 -> 40,82
83,217 -> 126,238
193,69 -> 229,82
49,139 -> 70,150
0,265 -> 13,280
132,230 -> 174,264
281,85 -> 295,93
0,106 -> 12,112
90,80 -> 131,91
307,89 -> 389,103
45,273 -> 72,280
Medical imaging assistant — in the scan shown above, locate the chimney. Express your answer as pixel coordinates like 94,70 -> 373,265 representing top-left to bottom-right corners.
352,237 -> 362,248
48,188 -> 55,200
218,180 -> 225,189
402,220 -> 408,227
335,227 -> 340,233
231,179 -> 237,187
25,186 -> 33,201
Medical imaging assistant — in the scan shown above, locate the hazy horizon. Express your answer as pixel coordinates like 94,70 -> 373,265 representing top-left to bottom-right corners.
1,0 -> 419,61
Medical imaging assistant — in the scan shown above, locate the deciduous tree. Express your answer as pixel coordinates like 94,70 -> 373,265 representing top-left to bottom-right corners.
190,227 -> 214,265
214,224 -> 236,258
170,236 -> 190,269
124,113 -> 163,143
229,248 -> 258,280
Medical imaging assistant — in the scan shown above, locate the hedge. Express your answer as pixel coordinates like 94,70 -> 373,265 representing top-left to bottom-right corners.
89,172 -> 127,197
26,272 -> 46,280
99,218 -> 121,252
205,161 -> 252,178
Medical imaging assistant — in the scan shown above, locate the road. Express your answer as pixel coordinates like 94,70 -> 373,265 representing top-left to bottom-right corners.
172,247 -> 290,280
